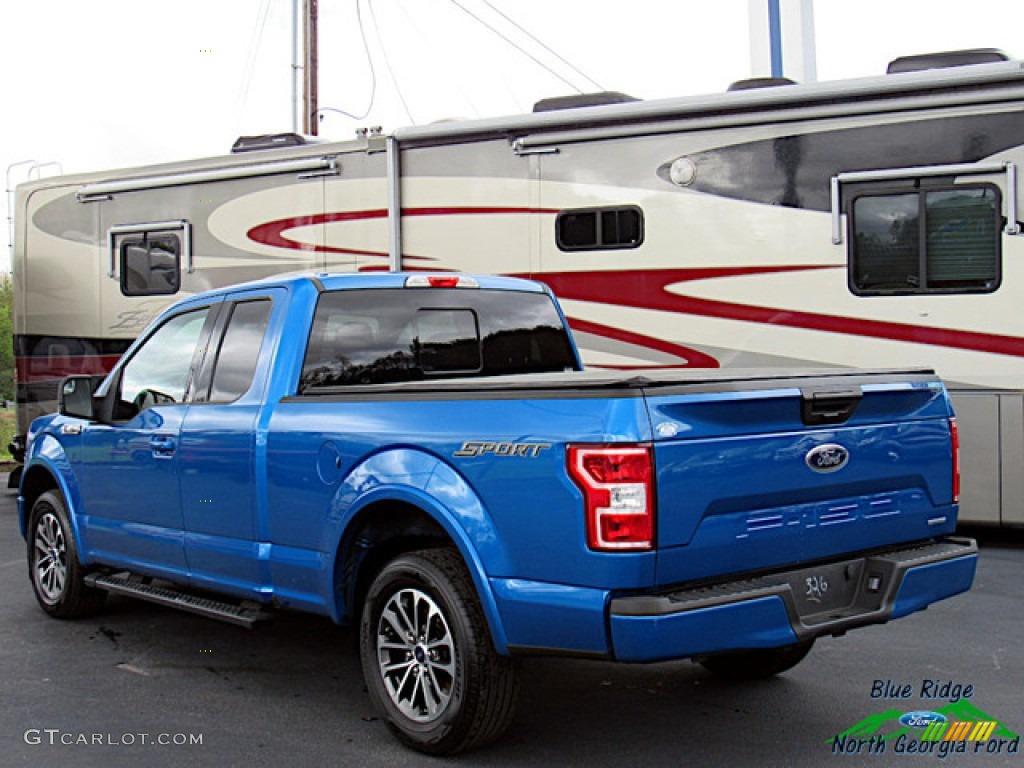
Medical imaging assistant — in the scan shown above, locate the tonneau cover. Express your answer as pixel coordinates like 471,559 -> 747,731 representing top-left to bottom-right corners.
296,367 -> 937,398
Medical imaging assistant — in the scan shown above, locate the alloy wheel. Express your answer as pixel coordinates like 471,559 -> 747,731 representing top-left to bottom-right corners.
375,587 -> 456,722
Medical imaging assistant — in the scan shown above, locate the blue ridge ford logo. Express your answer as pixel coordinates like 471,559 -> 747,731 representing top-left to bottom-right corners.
805,443 -> 850,473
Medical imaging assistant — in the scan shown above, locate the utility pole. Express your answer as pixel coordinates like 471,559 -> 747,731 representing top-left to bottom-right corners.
748,0 -> 817,83
291,0 -> 300,133
303,0 -> 319,135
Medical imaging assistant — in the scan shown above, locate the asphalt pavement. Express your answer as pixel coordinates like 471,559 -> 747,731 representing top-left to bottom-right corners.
1,478 -> 1021,767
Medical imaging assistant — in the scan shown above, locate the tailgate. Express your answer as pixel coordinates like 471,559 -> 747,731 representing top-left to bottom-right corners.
646,372 -> 958,587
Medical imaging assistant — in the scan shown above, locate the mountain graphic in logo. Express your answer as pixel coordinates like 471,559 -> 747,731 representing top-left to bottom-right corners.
834,709 -> 906,740
832,701 -> 1019,743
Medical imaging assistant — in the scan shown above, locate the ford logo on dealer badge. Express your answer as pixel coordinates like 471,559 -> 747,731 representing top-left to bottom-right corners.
805,443 -> 850,473
899,711 -> 948,729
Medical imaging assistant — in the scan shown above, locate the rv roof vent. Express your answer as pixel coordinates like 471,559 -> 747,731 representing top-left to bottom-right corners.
886,48 -> 1010,74
727,77 -> 797,92
532,91 -> 639,113
231,133 -> 321,153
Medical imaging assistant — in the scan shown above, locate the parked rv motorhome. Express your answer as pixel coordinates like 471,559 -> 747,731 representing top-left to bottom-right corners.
11,49 -> 1024,526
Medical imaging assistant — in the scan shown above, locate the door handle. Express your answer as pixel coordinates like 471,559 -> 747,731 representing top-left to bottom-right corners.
150,435 -> 176,457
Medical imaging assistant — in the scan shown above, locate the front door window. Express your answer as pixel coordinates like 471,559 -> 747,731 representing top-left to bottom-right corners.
119,308 -> 209,415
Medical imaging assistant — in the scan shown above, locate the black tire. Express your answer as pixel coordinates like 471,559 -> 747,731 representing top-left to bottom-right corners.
698,639 -> 814,680
26,490 -> 107,619
359,548 -> 520,755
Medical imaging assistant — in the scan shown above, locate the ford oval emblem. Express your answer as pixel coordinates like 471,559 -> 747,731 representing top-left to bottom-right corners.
805,443 -> 850,473
899,711 -> 948,729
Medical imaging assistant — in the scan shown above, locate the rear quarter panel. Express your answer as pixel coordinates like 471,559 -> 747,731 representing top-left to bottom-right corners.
265,393 -> 656,592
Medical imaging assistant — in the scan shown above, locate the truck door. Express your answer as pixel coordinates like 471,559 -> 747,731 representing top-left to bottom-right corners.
177,288 -> 281,594
72,303 -> 220,578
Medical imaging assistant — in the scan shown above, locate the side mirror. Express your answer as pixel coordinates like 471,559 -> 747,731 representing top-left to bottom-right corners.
59,376 -> 98,420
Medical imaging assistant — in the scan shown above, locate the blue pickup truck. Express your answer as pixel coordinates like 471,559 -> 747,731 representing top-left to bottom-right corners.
20,272 -> 976,754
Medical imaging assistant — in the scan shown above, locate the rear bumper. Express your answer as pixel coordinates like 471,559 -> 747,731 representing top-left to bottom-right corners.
608,537 -> 977,662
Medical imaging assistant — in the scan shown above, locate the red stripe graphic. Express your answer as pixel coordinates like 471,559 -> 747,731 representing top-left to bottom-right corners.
247,209 -> 389,257
567,318 -> 721,368
247,207 -> 558,260
536,268 -> 1024,359
246,205 -> 1024,360
16,355 -> 123,385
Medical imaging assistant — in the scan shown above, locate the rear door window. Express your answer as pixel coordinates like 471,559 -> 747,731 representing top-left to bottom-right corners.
207,300 -> 273,403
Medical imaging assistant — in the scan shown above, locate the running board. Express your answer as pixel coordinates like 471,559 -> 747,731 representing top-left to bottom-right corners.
85,571 -> 273,628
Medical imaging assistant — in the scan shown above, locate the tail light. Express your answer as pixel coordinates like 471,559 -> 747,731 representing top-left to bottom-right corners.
568,444 -> 655,551
950,418 -> 960,504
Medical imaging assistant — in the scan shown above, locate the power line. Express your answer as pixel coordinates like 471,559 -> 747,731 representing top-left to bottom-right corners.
316,0 -> 379,123
478,0 -> 604,91
368,0 -> 415,124
393,0 -> 488,119
238,0 -> 273,116
447,0 -> 583,93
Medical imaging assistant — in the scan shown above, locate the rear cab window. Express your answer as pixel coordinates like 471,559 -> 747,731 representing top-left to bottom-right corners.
299,288 -> 579,391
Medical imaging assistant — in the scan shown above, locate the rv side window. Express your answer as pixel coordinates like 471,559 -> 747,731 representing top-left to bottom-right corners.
849,185 -> 1001,295
556,206 -> 644,251
121,234 -> 181,296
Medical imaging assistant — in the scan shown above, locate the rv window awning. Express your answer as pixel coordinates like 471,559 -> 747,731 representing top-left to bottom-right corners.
76,156 -> 340,201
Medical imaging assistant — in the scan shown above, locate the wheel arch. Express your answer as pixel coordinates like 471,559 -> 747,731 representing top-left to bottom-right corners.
19,453 -> 82,547
336,498 -> 449,619
327,449 -> 513,655
22,461 -> 109,620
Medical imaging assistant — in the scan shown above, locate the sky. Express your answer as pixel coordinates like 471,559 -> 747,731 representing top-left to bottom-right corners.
4,0 -> 1024,271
